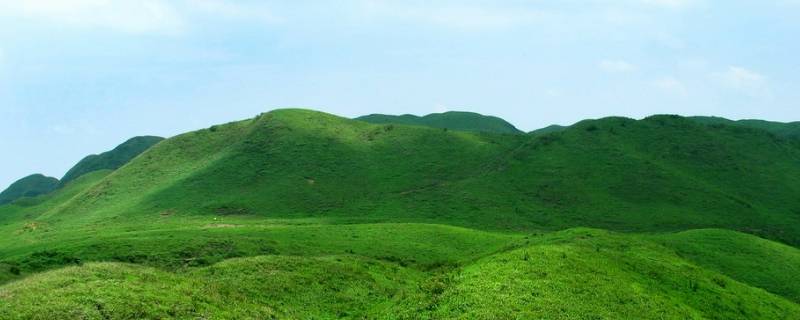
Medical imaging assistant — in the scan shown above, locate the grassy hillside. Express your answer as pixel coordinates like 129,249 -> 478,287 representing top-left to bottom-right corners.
0,174 -> 59,205
27,110 -> 800,245
529,124 -> 568,135
655,229 -> 800,303
356,111 -> 523,134
691,116 -> 800,140
1,229 -> 797,319
60,136 -> 164,185
418,229 -> 800,319
2,109 -> 800,318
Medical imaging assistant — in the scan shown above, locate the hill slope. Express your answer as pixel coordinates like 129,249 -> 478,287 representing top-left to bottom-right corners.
1,229 -> 797,319
27,110 -> 800,245
655,229 -> 800,303
691,116 -> 800,140
356,111 -> 523,134
60,136 -> 164,185
529,124 -> 568,135
1,109 -> 800,318
0,174 -> 59,205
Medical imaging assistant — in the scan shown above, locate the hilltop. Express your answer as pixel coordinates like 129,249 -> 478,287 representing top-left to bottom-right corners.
60,136 -> 164,185
0,174 -> 59,205
691,116 -> 800,140
356,111 -> 523,134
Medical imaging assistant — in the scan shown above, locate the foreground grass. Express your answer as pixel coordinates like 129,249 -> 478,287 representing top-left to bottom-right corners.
1,228 -> 798,319
654,229 -> 800,303
0,255 -> 423,319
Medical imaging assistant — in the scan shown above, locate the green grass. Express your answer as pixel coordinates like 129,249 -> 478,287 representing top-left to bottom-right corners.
1,228 -> 797,319
1,109 -> 800,318
691,116 -> 800,140
356,111 -> 523,134
59,136 -> 163,185
420,229 -> 800,320
0,255 -> 424,319
12,110 -> 799,245
655,229 -> 800,303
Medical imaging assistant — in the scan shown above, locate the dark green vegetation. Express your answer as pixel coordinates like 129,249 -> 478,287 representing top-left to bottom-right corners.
0,135 -> 162,205
60,136 -> 164,185
356,111 -> 522,134
0,174 -> 59,205
529,124 -> 568,135
1,109 -> 799,318
691,116 -> 800,140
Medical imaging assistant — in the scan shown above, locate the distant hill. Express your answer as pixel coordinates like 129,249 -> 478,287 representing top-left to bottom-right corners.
356,111 -> 523,134
0,174 -> 59,205
691,116 -> 800,139
530,124 -> 568,135
60,136 -> 164,185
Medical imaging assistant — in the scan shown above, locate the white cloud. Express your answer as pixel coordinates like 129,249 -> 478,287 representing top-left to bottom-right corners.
0,0 -> 186,34
714,66 -> 770,97
653,77 -> 688,97
358,1 -> 547,30
599,59 -> 636,73
190,0 -> 280,23
640,0 -> 698,9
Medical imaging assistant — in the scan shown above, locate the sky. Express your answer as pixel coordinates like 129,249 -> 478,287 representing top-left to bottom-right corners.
1,0 -> 799,189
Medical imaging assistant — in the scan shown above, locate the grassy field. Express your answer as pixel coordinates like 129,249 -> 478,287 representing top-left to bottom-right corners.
1,109 -> 799,318
1,227 -> 798,319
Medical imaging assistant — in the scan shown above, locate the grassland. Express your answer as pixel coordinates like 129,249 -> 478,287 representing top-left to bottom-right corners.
2,227 -> 798,319
356,111 -> 523,134
1,109 -> 799,318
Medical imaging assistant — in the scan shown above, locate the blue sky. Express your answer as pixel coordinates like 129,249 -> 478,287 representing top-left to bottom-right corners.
1,0 -> 799,189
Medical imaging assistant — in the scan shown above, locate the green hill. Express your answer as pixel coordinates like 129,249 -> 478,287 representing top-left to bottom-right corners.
59,136 -> 164,185
356,111 -> 523,134
32,110 -> 800,244
691,116 -> 800,140
1,229 -> 797,319
655,229 -> 800,303
530,124 -> 568,135
0,174 -> 59,205
1,109 -> 800,318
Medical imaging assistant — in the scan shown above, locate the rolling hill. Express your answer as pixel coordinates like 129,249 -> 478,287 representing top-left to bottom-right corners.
1,229 -> 798,319
0,136 -> 163,206
529,124 -> 568,135
1,108 -> 799,318
27,110 -> 800,244
60,136 -> 164,185
0,174 -> 59,205
691,116 -> 800,140
356,111 -> 523,134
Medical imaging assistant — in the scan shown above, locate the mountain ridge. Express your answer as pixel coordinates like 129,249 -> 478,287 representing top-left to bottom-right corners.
60,135 -> 164,185
356,111 -> 523,134
19,109 -> 800,245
